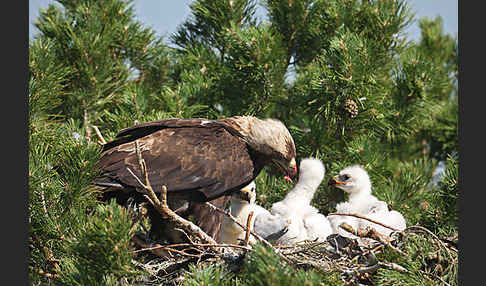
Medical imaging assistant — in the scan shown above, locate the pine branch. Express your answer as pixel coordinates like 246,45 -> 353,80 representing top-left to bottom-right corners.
405,225 -> 458,259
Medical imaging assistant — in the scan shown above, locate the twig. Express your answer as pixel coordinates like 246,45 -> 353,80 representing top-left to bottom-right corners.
161,247 -> 202,258
205,202 -> 292,264
277,241 -> 327,255
342,263 -> 381,276
205,202 -> 271,247
84,108 -> 91,143
92,125 -> 106,145
419,269 -> 452,286
174,228 -> 196,245
342,261 -> 407,277
328,212 -> 402,232
339,223 -> 405,255
133,242 -> 252,254
379,261 -> 408,273
131,234 -> 170,258
243,211 -> 254,247
405,225 -> 457,253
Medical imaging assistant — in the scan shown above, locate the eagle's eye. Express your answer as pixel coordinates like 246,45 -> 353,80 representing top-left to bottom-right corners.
341,174 -> 350,181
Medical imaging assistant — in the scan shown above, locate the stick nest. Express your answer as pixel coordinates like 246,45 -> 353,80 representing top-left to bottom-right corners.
124,140 -> 457,286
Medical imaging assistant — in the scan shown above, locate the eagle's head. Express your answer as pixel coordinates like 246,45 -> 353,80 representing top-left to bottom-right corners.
328,165 -> 372,195
256,118 -> 298,181
228,116 -> 297,181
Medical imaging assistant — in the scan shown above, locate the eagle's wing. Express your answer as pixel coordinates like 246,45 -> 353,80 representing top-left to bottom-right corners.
102,118 -> 226,151
95,119 -> 258,202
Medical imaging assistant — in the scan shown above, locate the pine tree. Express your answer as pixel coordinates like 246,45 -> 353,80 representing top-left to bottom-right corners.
29,0 -> 458,284
32,0 -> 208,140
28,0 -> 194,284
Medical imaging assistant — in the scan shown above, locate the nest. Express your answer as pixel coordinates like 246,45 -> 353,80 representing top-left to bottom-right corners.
129,223 -> 457,285
125,140 -> 458,286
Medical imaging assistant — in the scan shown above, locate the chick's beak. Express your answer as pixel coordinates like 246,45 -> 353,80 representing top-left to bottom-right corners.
240,188 -> 253,203
328,175 -> 345,186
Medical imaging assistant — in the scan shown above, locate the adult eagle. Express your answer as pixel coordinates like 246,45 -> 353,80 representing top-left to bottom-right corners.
94,116 -> 297,242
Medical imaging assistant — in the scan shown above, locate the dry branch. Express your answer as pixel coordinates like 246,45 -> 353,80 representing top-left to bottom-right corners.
205,202 -> 292,264
405,225 -> 457,254
328,212 -> 402,232
92,125 -> 106,145
133,242 -> 252,254
243,211 -> 254,247
339,222 -> 405,255
131,234 -> 170,258
126,140 -> 222,247
342,261 -> 407,277
204,202 -> 272,248
122,140 -> 451,284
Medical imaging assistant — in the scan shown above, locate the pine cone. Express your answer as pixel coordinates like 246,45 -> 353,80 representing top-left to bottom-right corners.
343,99 -> 358,118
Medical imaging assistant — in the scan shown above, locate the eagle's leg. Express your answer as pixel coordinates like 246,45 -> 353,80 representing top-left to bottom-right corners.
185,195 -> 231,243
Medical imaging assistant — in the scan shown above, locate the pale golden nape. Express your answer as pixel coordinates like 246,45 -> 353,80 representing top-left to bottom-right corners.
227,116 -> 296,160
250,118 -> 295,158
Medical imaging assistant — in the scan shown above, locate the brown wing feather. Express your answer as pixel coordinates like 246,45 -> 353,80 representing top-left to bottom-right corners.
95,121 -> 260,202
102,118 -> 213,151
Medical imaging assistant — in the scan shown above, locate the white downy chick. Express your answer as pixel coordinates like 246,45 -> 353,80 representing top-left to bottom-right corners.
271,158 -> 333,245
328,165 -> 406,240
220,182 -> 289,245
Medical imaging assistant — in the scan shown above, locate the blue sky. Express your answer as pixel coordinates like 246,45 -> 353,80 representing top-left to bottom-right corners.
29,0 -> 457,42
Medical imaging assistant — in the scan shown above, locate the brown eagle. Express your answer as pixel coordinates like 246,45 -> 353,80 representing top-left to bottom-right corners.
94,116 -> 297,242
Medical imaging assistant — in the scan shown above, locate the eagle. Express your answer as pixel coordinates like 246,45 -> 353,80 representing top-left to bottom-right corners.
94,116 -> 297,242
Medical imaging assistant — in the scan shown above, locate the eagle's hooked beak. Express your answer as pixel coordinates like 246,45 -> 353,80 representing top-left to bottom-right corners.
328,175 -> 346,186
284,158 -> 298,183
